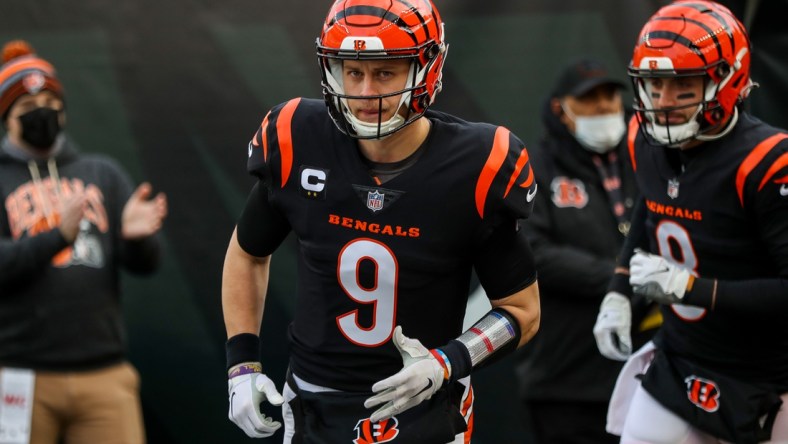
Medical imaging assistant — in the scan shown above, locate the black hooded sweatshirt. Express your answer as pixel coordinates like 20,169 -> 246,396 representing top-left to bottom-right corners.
0,135 -> 159,370
515,99 -> 647,402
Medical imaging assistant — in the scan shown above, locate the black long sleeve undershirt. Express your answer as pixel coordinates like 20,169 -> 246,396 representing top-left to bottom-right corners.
684,276 -> 788,316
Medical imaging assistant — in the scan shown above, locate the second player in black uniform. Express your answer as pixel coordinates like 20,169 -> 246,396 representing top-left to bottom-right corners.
221,1 -> 541,443
593,1 -> 788,443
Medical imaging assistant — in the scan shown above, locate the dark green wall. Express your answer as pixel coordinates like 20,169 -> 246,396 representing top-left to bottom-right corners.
2,1 -> 785,442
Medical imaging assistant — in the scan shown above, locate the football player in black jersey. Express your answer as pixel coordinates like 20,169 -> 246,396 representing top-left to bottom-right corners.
592,1 -> 788,443
221,0 -> 541,442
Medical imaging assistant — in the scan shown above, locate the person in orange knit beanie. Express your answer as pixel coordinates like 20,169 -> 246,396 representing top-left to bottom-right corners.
0,40 -> 167,444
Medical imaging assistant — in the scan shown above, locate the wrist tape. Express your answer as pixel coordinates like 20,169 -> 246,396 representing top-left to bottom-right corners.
228,362 -> 262,378
226,333 -> 260,370
435,308 -> 520,382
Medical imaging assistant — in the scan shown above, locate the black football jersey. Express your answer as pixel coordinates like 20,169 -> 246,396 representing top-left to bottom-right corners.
239,98 -> 537,391
628,113 -> 788,385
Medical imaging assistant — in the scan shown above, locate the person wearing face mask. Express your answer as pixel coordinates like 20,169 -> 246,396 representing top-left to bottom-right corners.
513,58 -> 659,444
0,40 -> 167,444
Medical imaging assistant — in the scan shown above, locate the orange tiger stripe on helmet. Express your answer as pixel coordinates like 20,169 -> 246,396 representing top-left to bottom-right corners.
322,0 -> 440,50
629,1 -> 752,140
317,0 -> 447,138
634,1 -> 743,68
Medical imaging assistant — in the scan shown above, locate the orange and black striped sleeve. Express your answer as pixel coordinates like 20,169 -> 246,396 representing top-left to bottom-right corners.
247,98 -> 302,187
473,126 -> 537,222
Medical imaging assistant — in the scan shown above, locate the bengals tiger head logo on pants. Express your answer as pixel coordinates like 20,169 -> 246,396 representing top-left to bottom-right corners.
353,417 -> 399,444
685,375 -> 720,412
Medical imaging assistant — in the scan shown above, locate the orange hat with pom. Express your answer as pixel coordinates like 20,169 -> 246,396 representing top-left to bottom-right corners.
0,40 -> 63,120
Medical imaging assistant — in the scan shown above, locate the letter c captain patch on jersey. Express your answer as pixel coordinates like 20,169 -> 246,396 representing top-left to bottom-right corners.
353,417 -> 399,444
300,166 -> 329,199
352,185 -> 405,214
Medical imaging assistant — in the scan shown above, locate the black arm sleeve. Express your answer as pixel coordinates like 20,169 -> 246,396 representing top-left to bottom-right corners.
474,219 -> 537,300
608,195 -> 649,297
684,277 -> 788,316
688,142 -> 788,316
236,181 -> 291,257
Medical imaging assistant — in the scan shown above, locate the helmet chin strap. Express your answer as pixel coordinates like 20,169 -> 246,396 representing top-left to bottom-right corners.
325,59 -> 423,139
648,106 -> 739,147
647,105 -> 702,147
345,105 -> 406,139
696,107 -> 738,141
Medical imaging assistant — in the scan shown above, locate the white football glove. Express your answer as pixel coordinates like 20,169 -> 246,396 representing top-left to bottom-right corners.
630,249 -> 692,305
593,292 -> 633,361
228,366 -> 284,438
364,326 -> 445,423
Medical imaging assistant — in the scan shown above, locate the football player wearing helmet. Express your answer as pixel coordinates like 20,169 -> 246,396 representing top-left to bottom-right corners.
593,1 -> 788,443
516,58 -> 656,444
221,1 -> 541,442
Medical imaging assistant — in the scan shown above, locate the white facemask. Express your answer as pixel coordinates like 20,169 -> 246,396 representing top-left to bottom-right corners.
326,59 -> 418,139
562,103 -> 626,153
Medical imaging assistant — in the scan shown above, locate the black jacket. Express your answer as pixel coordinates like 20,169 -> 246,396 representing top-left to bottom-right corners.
515,99 -> 642,402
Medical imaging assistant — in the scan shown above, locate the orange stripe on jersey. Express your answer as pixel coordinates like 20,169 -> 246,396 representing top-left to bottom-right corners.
504,148 -> 532,196
759,152 -> 788,191
275,98 -> 301,188
736,133 -> 788,206
475,126 -> 510,218
259,111 -> 271,161
461,385 -> 474,444
627,115 -> 639,172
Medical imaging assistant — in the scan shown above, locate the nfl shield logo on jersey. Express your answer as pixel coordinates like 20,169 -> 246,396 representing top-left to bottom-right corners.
667,178 -> 680,199
367,190 -> 385,212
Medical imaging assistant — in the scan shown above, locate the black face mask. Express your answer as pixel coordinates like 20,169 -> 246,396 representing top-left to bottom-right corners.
18,107 -> 62,150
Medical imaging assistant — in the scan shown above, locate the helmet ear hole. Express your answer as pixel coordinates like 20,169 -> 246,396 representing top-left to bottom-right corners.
419,94 -> 431,109
716,64 -> 730,78
425,43 -> 439,60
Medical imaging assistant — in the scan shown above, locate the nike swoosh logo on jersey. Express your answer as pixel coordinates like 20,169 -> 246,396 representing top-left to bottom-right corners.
526,184 -> 538,203
780,184 -> 788,196
247,141 -> 254,158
